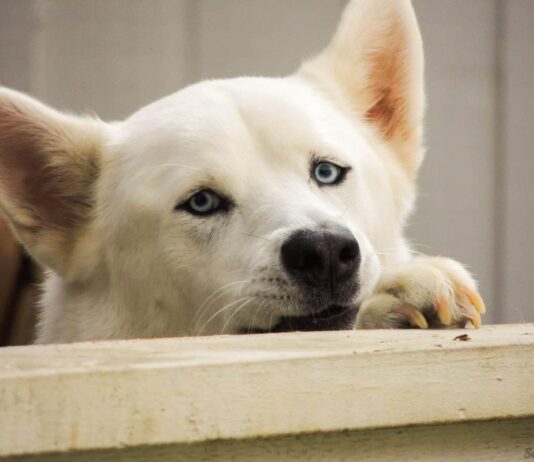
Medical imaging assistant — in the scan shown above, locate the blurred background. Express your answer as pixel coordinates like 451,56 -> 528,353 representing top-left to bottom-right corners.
0,0 -> 532,343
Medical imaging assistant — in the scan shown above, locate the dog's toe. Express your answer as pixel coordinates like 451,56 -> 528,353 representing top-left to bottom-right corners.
355,257 -> 486,330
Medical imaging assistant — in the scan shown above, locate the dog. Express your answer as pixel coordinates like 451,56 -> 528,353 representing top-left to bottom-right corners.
0,0 -> 485,344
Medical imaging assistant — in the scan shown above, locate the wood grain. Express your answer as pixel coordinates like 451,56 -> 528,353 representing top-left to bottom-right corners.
10,419 -> 534,462
0,325 -> 532,459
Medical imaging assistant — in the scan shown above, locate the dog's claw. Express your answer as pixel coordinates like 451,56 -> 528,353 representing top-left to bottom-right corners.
399,304 -> 428,329
436,297 -> 452,325
465,309 -> 482,329
464,288 -> 486,314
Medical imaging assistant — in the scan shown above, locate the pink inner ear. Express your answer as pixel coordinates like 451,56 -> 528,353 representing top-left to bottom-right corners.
0,102 -> 97,231
364,25 -> 412,145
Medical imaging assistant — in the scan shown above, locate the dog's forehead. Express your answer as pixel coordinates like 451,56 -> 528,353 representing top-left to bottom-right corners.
119,77 -> 355,163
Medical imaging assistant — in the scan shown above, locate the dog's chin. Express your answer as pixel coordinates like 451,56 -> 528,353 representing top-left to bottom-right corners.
242,304 -> 358,334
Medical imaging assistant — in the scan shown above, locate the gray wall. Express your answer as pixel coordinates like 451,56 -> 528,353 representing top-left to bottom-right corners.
0,0 -> 532,323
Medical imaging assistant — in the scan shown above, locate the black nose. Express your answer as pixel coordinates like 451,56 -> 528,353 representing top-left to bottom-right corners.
281,228 -> 360,291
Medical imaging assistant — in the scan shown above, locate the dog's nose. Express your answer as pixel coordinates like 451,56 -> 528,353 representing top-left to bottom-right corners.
281,228 -> 360,290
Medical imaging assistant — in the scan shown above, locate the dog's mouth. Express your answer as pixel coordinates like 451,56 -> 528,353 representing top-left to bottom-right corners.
242,304 -> 358,334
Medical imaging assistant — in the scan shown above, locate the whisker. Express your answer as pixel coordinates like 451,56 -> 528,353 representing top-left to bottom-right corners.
191,279 -> 251,327
221,297 -> 256,334
268,303 -> 276,333
226,268 -> 255,275
161,163 -> 204,173
320,305 -> 355,322
198,296 -> 252,335
242,232 -> 272,242
248,303 -> 263,334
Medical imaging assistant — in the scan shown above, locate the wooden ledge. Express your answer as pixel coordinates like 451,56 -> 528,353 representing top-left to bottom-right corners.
0,324 -> 533,459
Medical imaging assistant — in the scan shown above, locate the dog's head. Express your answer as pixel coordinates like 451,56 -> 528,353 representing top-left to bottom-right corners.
0,0 -> 424,339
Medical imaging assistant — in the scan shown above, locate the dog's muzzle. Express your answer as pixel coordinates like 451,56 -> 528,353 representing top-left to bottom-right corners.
251,226 -> 361,333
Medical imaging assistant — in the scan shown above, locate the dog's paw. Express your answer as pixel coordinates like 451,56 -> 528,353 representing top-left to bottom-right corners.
355,257 -> 485,329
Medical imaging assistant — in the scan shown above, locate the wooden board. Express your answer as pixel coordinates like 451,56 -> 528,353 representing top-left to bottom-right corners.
1,324 -> 533,459
10,419 -> 534,462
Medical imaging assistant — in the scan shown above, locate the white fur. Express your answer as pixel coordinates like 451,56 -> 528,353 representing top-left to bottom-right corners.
0,0 -> 484,344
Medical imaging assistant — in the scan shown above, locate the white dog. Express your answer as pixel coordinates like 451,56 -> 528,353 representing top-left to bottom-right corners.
0,0 -> 485,344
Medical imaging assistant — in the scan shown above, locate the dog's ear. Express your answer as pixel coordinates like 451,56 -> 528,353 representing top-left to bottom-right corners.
0,88 -> 105,277
301,0 -> 425,175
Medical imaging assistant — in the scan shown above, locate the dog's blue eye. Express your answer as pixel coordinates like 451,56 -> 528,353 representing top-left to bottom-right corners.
186,190 -> 221,215
314,161 -> 343,185
177,188 -> 233,217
